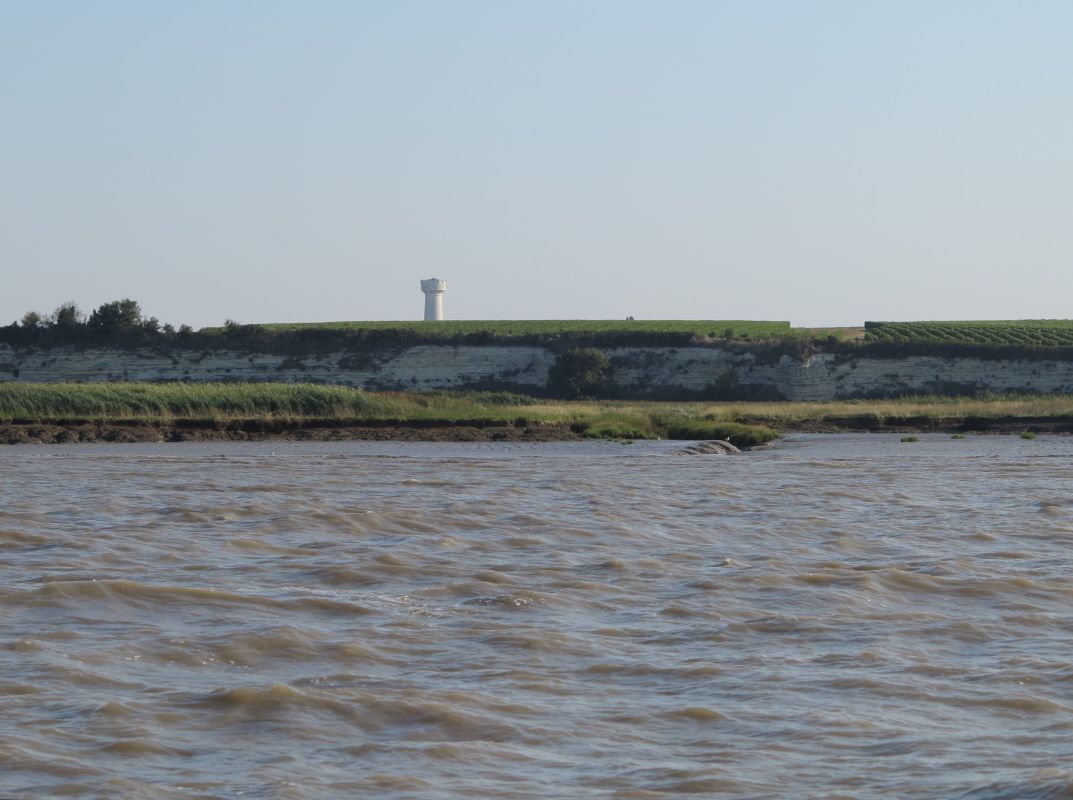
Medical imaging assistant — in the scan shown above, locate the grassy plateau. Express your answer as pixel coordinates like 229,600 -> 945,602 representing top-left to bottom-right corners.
222,319 -> 795,339
204,318 -> 1073,348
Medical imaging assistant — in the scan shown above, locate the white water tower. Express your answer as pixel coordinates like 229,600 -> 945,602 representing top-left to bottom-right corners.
420,278 -> 447,321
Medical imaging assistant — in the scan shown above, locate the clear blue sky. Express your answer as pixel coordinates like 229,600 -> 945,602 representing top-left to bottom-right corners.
2,0 -> 1071,328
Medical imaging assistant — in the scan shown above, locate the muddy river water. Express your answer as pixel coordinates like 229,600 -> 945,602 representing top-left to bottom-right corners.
3,434 -> 1073,798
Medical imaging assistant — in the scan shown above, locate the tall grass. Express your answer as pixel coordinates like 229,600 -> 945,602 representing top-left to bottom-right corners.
0,384 -> 520,422
663,420 -> 780,446
692,394 -> 1073,424
3,385 -> 1068,441
0,384 -> 779,443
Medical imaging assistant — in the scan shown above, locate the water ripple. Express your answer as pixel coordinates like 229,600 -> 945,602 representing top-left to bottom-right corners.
2,435 -> 1073,798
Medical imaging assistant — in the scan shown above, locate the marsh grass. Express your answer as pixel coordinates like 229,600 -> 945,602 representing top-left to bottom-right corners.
2,385 -> 1071,443
664,420 -> 779,447
0,384 -> 774,443
0,383 -> 407,421
689,394 -> 1073,426
573,412 -> 658,440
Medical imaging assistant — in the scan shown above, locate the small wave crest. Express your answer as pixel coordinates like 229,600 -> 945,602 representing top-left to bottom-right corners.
959,770 -> 1073,800
21,579 -> 375,616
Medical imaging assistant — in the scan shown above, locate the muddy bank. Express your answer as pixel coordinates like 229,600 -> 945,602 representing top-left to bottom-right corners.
754,415 -> 1073,434
0,420 -> 580,445
3,414 -> 1072,445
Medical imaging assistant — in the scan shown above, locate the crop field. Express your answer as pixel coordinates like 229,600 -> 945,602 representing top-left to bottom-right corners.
225,319 -> 794,339
865,320 -> 1073,346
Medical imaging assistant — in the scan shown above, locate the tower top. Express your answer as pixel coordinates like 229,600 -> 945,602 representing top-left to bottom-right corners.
420,278 -> 447,293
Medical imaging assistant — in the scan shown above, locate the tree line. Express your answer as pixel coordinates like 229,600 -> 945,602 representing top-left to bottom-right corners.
8,299 -> 193,343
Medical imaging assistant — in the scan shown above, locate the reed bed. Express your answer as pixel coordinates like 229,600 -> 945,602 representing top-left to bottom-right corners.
0,383 -> 522,423
0,383 -> 369,420
695,395 -> 1073,425
3,384 -> 1070,443
0,384 -> 779,444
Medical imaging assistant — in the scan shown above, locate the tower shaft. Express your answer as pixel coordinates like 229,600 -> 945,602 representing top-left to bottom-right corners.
420,278 -> 447,321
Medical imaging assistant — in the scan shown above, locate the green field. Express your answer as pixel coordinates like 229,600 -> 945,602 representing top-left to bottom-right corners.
865,320 -> 1073,346
214,319 -> 794,339
208,318 -> 1073,347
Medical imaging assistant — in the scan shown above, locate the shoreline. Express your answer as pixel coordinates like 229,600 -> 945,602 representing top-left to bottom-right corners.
4,383 -> 1073,445
2,415 -> 1069,445
746,415 -> 1073,435
0,420 -> 582,445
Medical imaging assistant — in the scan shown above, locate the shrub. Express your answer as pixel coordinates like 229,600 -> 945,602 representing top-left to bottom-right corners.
665,420 -> 779,447
547,347 -> 613,399
20,311 -> 44,329
51,302 -> 84,329
573,412 -> 656,440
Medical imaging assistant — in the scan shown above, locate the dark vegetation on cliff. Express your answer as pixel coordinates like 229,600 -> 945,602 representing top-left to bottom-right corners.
547,348 -> 614,398
5,300 -> 190,347
6,301 -> 1073,365
3,302 -> 795,350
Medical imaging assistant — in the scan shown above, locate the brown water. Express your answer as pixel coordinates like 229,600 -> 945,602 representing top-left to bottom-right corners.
3,434 -> 1073,799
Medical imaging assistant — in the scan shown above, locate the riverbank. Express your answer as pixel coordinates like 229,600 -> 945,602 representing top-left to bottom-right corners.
0,420 -> 580,445
2,384 -> 1072,445
2,415 -> 1067,445
766,415 -> 1073,434
0,383 -> 778,446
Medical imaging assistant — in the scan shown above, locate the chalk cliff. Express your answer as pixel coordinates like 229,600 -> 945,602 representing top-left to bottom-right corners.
4,343 -> 1073,400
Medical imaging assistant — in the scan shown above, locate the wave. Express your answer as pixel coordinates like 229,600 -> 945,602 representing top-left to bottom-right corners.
16,579 -> 376,616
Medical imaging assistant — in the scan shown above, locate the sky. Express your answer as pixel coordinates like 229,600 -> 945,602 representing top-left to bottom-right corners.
2,0 -> 1071,329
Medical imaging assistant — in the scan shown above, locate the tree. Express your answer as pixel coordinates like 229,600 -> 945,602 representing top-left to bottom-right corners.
87,299 -> 144,336
548,347 -> 613,398
51,302 -> 84,329
20,311 -> 43,329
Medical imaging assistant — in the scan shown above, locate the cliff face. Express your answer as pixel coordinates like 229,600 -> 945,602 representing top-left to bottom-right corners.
3,343 -> 1073,400
607,349 -> 1073,400
0,344 -> 557,392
